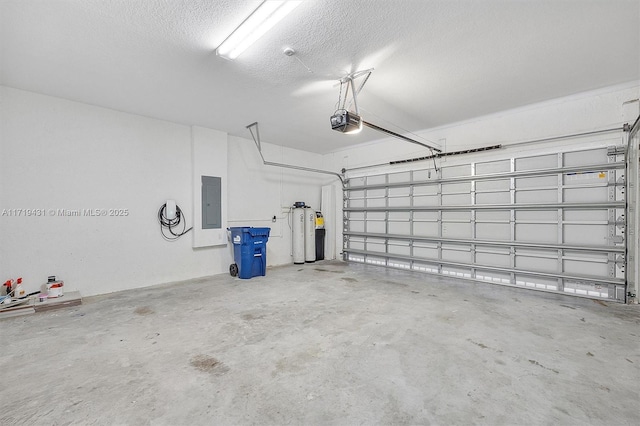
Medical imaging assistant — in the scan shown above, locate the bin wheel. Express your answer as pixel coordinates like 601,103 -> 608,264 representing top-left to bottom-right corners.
230,263 -> 239,277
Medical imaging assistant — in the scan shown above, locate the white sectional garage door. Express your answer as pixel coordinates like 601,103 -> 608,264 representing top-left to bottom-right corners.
343,144 -> 628,302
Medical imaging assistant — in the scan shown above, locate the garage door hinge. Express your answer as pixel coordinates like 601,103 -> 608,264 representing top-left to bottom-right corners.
607,236 -> 625,244
607,146 -> 626,156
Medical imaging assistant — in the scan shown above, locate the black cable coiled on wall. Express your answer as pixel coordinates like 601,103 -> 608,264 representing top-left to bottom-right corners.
158,203 -> 193,241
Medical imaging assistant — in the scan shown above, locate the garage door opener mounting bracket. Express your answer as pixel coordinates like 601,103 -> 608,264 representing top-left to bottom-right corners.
330,69 -> 441,154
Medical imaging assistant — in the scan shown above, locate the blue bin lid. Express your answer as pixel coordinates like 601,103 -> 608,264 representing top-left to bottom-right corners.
228,226 -> 250,232
249,227 -> 270,236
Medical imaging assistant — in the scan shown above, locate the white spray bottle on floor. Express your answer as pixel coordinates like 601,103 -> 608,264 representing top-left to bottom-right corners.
13,278 -> 26,298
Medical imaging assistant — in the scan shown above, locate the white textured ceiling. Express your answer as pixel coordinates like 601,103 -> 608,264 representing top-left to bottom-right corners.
1,0 -> 639,154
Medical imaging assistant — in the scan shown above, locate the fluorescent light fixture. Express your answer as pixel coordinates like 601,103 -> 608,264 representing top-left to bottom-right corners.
216,1 -> 302,60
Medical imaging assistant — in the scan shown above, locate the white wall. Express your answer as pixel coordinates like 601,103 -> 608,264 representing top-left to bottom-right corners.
0,86 -> 232,296
192,126 -> 228,248
0,86 -> 330,297
226,135 -> 328,266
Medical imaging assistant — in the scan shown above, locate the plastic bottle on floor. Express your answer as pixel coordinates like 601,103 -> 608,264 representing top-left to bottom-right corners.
14,278 -> 26,298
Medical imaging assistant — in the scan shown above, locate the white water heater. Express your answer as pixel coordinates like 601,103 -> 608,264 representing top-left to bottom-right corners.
292,207 -> 305,264
304,207 -> 316,263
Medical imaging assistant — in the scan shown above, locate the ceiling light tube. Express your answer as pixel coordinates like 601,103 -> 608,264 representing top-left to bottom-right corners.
216,1 -> 302,60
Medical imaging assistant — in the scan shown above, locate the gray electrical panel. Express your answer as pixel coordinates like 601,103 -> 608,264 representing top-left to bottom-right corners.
202,176 -> 221,229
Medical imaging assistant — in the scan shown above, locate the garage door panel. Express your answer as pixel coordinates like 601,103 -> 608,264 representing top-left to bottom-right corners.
367,188 -> 386,198
442,248 -> 471,263
366,221 -> 387,233
516,224 -> 558,243
414,211 -> 438,221
477,191 -> 511,204
366,175 -> 386,185
344,143 -> 626,302
442,194 -> 470,204
414,185 -> 438,196
442,223 -> 471,238
389,187 -> 410,197
476,271 -> 512,284
563,171 -> 606,185
350,189 -> 365,198
515,255 -> 558,273
366,239 -> 386,253
476,160 -> 511,175
388,171 -> 410,184
564,187 -> 608,203
477,210 -> 510,221
514,275 -> 558,290
388,221 -> 410,234
349,221 -> 365,233
515,154 -> 556,171
348,237 -> 365,251
516,175 -> 557,189
441,164 -> 470,178
413,170 -> 435,181
564,281 -> 609,298
442,211 -> 471,221
388,244 -> 411,256
516,189 -> 557,203
412,261 -> 439,273
564,209 -> 607,221
413,195 -> 439,206
367,212 -> 386,220
564,148 -> 606,166
349,198 -> 366,208
476,222 -> 510,240
413,245 -> 439,259
476,251 -> 511,268
516,210 -> 557,221
350,177 -> 366,186
389,211 -> 410,221
476,179 -> 510,192
564,259 -> 608,277
413,221 -> 439,236
388,197 -> 409,207
564,224 -> 608,245
442,267 -> 472,279
443,182 -> 471,192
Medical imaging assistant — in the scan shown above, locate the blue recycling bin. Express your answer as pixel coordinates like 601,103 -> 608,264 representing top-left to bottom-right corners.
229,227 -> 270,279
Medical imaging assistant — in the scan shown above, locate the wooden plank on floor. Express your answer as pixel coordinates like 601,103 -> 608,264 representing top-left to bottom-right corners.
0,303 -> 35,319
33,291 -> 82,313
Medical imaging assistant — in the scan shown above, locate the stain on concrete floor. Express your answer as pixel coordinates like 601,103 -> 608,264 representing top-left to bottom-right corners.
190,355 -> 228,375
134,306 -> 154,315
528,359 -> 560,374
242,313 -> 265,321
314,268 -> 344,273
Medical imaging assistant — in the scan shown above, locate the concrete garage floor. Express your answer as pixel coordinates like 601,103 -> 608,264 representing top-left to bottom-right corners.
1,260 -> 638,425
